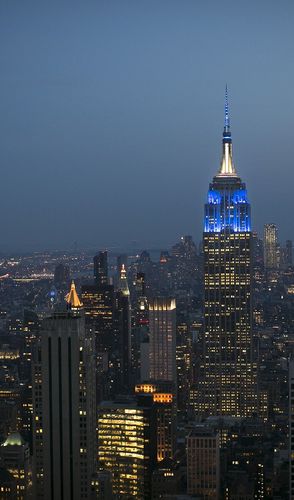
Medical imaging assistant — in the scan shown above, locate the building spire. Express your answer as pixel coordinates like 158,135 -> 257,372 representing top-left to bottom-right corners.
118,264 -> 130,296
65,280 -> 82,309
217,86 -> 237,177
224,84 -> 230,131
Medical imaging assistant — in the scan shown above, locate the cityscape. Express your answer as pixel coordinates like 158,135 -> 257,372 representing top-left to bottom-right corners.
1,2 -> 294,499
1,91 -> 294,498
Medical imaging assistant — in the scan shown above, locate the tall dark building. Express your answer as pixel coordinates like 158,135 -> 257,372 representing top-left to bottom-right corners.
54,263 -> 70,288
93,251 -> 108,286
115,264 -> 131,392
286,240 -> 293,267
196,89 -> 256,417
32,284 -> 96,499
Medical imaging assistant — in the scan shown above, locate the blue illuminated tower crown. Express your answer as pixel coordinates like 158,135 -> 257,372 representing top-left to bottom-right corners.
204,88 -> 251,233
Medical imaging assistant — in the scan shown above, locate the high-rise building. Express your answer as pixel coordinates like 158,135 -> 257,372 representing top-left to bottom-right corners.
197,88 -> 256,417
54,263 -> 70,288
187,427 -> 220,498
32,283 -> 96,499
132,272 -> 149,384
135,383 -> 176,462
97,396 -> 157,499
149,298 -> 176,384
264,224 -> 278,269
286,240 -> 293,267
112,264 -> 132,392
94,251 -> 108,286
81,284 -> 114,355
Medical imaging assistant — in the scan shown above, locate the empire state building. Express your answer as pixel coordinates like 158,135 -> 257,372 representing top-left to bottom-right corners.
196,89 -> 257,417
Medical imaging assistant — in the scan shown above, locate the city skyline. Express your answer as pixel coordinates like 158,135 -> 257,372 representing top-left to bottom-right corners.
1,1 -> 294,251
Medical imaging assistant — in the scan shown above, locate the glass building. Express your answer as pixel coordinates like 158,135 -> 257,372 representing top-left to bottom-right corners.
97,397 -> 156,499
196,88 -> 257,417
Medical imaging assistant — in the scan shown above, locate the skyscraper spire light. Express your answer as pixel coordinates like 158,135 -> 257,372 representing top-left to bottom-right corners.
218,85 -> 237,177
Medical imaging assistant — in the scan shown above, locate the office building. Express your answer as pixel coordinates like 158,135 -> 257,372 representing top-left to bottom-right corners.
264,224 -> 278,269
135,383 -> 176,461
149,298 -> 176,384
81,284 -> 114,355
187,427 -> 220,499
286,240 -> 293,267
54,263 -> 70,289
94,251 -> 108,286
32,283 -> 96,499
97,396 -> 157,499
197,89 -> 256,417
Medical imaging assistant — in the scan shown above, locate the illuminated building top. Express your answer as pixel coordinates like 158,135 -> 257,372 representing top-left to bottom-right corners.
118,264 -> 130,296
204,87 -> 251,233
2,432 -> 24,447
218,85 -> 237,177
65,280 -> 82,308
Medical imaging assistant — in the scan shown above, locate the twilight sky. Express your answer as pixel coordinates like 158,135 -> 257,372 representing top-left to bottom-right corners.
0,0 -> 294,252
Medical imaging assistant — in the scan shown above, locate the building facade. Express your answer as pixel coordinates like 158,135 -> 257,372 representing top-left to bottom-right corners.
187,427 -> 220,499
149,298 -> 176,384
264,223 -> 278,270
32,285 -> 96,499
196,89 -> 256,417
94,251 -> 108,286
97,397 -> 156,499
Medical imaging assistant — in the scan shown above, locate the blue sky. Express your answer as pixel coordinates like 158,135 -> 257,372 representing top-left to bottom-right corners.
0,0 -> 293,251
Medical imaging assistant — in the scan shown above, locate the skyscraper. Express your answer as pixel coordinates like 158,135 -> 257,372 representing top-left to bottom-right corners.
149,298 -> 177,384
197,88 -> 256,417
286,239 -> 293,267
264,224 -> 278,269
135,383 -> 176,462
32,283 -> 96,499
187,427 -> 220,498
115,264 -> 132,392
94,251 -> 108,286
97,396 -> 157,499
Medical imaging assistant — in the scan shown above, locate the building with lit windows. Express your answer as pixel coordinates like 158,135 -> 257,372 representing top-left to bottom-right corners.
196,89 -> 256,417
264,224 -> 278,270
149,298 -> 176,384
97,396 -> 157,499
32,283 -> 96,499
135,383 -> 176,462
81,284 -> 114,355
